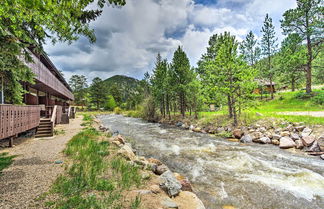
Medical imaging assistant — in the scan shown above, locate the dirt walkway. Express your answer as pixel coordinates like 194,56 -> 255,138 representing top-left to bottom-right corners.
277,111 -> 324,117
0,116 -> 82,209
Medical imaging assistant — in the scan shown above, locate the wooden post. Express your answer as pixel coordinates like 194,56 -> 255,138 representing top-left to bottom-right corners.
9,137 -> 13,147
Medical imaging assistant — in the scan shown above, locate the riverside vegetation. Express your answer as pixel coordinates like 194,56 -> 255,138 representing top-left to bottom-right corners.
37,114 -> 206,209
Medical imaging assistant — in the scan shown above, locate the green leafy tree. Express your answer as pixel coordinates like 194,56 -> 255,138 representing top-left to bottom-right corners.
0,0 -> 125,104
281,0 -> 323,94
69,75 -> 88,108
104,95 -> 117,111
89,77 -> 106,110
203,32 -> 257,125
278,34 -> 307,91
170,46 -> 192,118
260,14 -> 278,99
240,31 -> 261,66
109,84 -> 122,106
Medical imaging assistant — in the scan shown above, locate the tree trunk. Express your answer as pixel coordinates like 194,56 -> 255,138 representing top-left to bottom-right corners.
227,94 -> 233,118
232,96 -> 237,126
291,78 -> 295,92
306,34 -> 312,94
269,76 -> 274,99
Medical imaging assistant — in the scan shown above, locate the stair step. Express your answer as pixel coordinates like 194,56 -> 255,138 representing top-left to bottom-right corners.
36,130 -> 52,134
37,127 -> 52,131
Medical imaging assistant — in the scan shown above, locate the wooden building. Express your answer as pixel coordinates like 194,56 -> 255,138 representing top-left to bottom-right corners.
253,79 -> 276,94
0,50 -> 75,145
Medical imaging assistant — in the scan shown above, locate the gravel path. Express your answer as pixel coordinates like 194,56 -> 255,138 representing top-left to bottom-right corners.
277,111 -> 324,117
0,116 -> 82,209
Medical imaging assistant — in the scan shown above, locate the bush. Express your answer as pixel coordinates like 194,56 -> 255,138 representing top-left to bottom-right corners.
104,95 -> 117,111
114,107 -> 122,114
294,91 -> 314,99
311,92 -> 324,105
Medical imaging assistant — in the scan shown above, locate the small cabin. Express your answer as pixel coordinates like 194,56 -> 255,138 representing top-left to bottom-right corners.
253,79 -> 276,94
0,50 -> 75,145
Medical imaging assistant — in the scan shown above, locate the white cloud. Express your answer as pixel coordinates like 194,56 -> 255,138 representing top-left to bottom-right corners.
44,0 -> 297,82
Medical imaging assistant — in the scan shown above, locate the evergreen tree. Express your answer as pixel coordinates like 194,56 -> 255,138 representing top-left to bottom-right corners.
69,75 -> 88,108
170,46 -> 192,118
89,77 -> 106,110
281,0 -> 323,94
240,31 -> 261,66
260,14 -> 278,99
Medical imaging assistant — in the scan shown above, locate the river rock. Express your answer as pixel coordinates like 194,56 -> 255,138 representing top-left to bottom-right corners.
175,191 -> 206,209
295,140 -> 304,149
280,131 -> 290,137
176,122 -> 183,127
320,154 -> 324,160
272,134 -> 281,140
116,134 -> 126,144
240,134 -> 252,143
232,129 -> 243,139
306,140 -> 321,152
301,127 -> 312,137
189,125 -> 194,131
193,127 -> 202,133
272,139 -> 280,145
117,144 -> 136,161
295,125 -> 306,132
279,137 -> 296,149
254,136 -> 271,144
112,140 -> 122,147
159,170 -> 182,197
174,173 -> 193,192
150,184 -> 161,194
318,135 -> 324,151
161,198 -> 178,208
251,131 -> 263,141
302,135 -> 315,147
148,158 -> 163,165
155,164 -> 169,175
291,133 -> 300,141
258,127 -> 267,133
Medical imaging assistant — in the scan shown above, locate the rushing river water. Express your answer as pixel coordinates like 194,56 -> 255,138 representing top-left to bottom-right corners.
99,114 -> 324,209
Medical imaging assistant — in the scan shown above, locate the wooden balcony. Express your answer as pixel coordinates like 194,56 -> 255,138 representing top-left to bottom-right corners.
0,105 -> 40,140
23,51 -> 74,101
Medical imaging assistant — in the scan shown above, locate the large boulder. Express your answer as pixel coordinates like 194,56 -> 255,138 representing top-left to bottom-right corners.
306,141 -> 321,152
301,127 -> 312,137
279,137 -> 296,149
254,137 -> 271,144
291,133 -> 300,141
295,125 -> 306,132
159,170 -> 182,197
155,164 -> 169,175
174,191 -> 206,209
295,140 -> 304,149
250,131 -> 263,141
117,144 -> 136,161
318,135 -> 324,151
240,135 -> 252,143
302,135 -> 315,147
232,129 -> 243,139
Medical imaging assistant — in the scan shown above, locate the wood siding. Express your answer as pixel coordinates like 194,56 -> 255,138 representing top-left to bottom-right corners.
23,52 -> 74,100
0,105 -> 40,140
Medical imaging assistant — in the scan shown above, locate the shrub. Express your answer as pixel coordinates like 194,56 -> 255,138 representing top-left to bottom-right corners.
114,107 -> 122,114
294,91 -> 314,99
311,92 -> 324,105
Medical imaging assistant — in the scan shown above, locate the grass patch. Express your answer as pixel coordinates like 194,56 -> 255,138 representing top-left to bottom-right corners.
0,153 -> 15,174
45,115 -> 143,209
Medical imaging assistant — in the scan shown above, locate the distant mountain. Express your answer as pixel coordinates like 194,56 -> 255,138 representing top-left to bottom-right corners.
102,75 -> 140,102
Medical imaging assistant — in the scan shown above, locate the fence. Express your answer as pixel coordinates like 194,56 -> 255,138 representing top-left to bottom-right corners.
0,105 -> 40,140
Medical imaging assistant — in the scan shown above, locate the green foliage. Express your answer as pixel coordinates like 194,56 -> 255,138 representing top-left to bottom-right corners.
69,75 -> 88,107
49,115 -> 142,208
240,31 -> 261,66
89,77 -> 107,110
0,153 -> 15,174
104,95 -> 117,111
311,92 -> 324,105
0,0 -> 125,104
114,107 -> 122,114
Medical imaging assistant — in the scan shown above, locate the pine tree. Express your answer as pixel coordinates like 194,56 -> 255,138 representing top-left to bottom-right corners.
89,77 -> 106,110
261,14 -> 278,99
240,31 -> 261,66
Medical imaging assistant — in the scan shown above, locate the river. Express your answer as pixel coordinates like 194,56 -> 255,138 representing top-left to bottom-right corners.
98,114 -> 324,209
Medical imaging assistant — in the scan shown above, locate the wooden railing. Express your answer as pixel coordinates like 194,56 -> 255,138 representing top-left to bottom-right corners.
23,51 -> 74,100
0,105 -> 40,140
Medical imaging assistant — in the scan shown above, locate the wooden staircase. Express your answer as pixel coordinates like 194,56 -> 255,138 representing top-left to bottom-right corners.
35,118 -> 53,138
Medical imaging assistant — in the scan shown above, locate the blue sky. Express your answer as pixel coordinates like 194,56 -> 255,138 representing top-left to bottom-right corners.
44,0 -> 297,82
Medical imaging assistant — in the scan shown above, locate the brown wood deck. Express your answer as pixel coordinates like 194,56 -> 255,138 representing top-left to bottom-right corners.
0,105 -> 40,140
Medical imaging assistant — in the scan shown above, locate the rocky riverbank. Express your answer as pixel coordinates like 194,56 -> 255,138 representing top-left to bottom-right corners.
96,119 -> 206,209
158,118 -> 324,160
